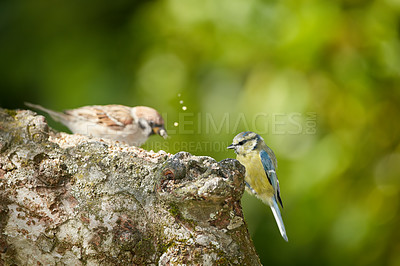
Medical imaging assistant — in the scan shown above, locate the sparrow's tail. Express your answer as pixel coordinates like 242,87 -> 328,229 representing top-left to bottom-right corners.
25,102 -> 69,124
270,197 -> 288,242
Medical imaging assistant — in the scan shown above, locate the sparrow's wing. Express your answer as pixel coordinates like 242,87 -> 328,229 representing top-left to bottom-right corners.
65,105 -> 133,130
260,149 -> 283,208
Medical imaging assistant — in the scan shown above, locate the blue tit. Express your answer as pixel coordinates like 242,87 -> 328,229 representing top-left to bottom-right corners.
228,131 -> 288,242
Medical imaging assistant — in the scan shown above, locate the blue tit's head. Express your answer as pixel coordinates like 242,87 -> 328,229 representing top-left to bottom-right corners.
227,131 -> 263,155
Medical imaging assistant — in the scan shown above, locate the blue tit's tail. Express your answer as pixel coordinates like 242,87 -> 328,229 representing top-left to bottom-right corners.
270,197 -> 288,242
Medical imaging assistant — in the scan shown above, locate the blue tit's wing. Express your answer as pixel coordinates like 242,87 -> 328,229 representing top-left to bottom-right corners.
259,149 -> 277,189
260,149 -> 284,208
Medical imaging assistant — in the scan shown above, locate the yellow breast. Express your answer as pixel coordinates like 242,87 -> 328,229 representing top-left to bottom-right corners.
237,152 -> 274,202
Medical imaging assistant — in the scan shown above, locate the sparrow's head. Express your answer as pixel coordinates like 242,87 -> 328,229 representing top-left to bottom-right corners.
227,131 -> 262,155
132,106 -> 168,139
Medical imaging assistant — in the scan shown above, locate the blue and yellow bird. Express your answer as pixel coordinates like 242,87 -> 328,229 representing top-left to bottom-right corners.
228,131 -> 288,242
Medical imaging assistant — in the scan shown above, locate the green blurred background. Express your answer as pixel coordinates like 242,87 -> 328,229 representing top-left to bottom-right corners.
1,0 -> 400,265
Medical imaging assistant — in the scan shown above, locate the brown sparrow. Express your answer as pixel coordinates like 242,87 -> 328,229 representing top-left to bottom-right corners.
25,103 -> 168,146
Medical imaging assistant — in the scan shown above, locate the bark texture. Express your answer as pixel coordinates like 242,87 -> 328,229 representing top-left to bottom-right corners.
0,108 -> 260,265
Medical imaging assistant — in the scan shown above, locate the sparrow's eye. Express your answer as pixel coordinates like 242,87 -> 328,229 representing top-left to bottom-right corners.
149,121 -> 155,127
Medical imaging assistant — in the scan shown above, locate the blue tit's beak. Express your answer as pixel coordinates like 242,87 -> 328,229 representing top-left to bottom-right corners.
227,144 -> 235,149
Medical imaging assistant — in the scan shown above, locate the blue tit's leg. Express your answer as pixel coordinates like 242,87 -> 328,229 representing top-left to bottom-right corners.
245,181 -> 257,195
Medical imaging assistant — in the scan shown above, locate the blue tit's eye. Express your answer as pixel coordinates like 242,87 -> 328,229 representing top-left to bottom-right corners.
238,140 -> 247,145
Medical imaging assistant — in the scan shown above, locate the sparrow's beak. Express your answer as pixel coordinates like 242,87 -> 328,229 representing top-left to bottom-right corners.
153,126 -> 168,139
227,144 -> 235,149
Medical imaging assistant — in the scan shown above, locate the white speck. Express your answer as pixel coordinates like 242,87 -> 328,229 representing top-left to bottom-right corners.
179,100 -> 184,104
182,106 -> 187,111
195,235 -> 210,246
174,122 -> 179,127
227,216 -> 244,230
178,93 -> 181,97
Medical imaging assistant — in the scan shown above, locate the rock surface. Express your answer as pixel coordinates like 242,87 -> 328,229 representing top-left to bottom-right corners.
0,108 -> 260,265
